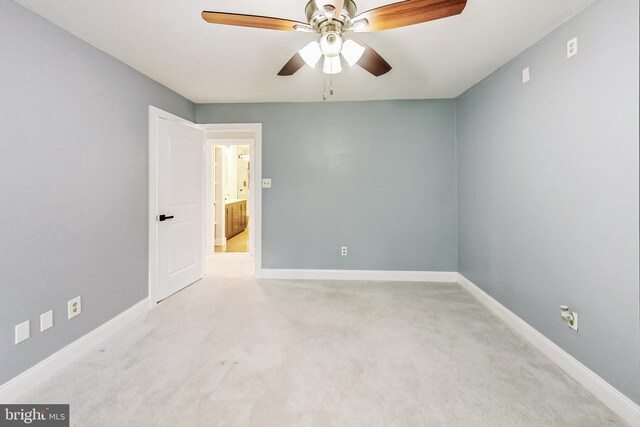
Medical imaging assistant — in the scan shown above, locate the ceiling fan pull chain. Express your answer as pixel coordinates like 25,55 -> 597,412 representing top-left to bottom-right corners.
330,74 -> 334,96
323,73 -> 327,101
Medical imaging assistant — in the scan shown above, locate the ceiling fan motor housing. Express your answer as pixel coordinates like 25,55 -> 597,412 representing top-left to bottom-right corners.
305,0 -> 358,32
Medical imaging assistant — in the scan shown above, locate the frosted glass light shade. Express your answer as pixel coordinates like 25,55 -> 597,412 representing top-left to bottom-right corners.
341,39 -> 365,66
322,55 -> 342,74
299,41 -> 323,68
319,32 -> 343,57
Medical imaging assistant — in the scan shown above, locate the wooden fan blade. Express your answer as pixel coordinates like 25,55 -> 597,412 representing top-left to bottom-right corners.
351,39 -> 392,76
277,53 -> 306,76
201,11 -> 306,31
353,0 -> 467,32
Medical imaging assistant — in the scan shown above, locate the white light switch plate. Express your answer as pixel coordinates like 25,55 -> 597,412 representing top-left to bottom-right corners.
522,67 -> 530,83
41,310 -> 53,332
262,178 -> 272,188
15,320 -> 29,344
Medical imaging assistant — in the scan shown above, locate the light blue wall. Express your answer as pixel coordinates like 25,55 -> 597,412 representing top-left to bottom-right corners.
0,0 -> 195,384
2,0 -> 638,409
456,0 -> 639,403
196,100 -> 458,271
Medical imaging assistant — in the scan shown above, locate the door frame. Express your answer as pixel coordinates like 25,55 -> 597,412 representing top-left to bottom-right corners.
200,123 -> 263,276
148,106 -> 206,306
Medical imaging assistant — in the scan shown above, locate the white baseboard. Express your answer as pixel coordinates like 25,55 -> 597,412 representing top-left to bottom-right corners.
258,269 -> 458,282
457,274 -> 640,427
0,298 -> 149,403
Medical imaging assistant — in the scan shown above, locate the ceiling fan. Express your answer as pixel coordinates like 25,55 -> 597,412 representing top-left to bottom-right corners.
201,0 -> 467,78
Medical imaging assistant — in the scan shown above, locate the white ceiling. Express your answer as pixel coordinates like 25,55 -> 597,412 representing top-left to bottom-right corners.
16,0 -> 596,103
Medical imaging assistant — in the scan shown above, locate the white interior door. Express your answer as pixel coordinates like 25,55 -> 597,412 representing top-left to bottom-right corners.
157,118 -> 204,301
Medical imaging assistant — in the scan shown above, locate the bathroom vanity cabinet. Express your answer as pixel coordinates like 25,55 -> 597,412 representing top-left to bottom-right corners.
225,199 -> 247,239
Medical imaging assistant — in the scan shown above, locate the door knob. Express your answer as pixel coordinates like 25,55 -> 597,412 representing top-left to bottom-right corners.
158,214 -> 174,221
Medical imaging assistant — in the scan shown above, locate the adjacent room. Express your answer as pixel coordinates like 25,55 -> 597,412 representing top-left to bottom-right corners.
1,0 -> 638,425
212,144 -> 251,254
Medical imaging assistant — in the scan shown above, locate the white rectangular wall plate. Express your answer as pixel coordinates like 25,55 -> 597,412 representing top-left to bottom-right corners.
68,296 -> 82,319
341,246 -> 348,256
522,67 -> 530,83
567,37 -> 578,58
40,310 -> 53,332
262,178 -> 272,188
15,320 -> 29,344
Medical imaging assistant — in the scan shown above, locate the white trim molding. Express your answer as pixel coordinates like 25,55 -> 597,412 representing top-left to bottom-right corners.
457,274 -> 640,427
0,299 -> 149,403
258,269 -> 458,282
199,123 -> 263,275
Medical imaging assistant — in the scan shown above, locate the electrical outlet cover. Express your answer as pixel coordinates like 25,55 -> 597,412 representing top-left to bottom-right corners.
68,296 -> 82,319
522,67 -> 530,83
567,37 -> 578,58
262,178 -> 272,188
568,312 -> 578,331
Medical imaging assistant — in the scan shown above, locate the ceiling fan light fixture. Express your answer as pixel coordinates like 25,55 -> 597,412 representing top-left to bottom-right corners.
322,55 -> 342,74
319,32 -> 343,57
299,41 -> 323,68
341,39 -> 365,66
203,0 -> 468,80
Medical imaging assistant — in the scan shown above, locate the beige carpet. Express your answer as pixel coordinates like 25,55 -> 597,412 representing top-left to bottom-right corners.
19,254 -> 624,426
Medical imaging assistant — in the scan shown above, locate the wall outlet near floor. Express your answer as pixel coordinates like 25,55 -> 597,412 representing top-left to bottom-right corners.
15,320 -> 30,344
522,67 -> 530,83
262,178 -> 272,188
567,37 -> 578,58
68,296 -> 82,319
560,305 -> 578,331
341,246 -> 348,256
40,310 -> 53,332
566,311 -> 578,331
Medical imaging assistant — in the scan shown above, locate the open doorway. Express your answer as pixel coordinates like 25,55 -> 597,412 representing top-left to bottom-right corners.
202,124 -> 262,278
212,143 -> 250,253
